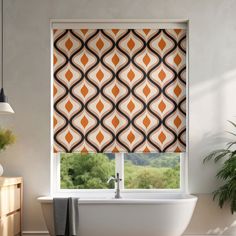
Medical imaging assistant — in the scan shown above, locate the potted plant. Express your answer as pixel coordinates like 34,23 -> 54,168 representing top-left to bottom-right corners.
0,127 -> 15,176
203,121 -> 236,214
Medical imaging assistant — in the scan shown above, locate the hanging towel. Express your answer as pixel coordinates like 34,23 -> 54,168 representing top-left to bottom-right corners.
53,198 -> 79,236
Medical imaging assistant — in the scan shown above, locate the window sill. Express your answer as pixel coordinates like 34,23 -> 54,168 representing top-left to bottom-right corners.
51,189 -> 185,198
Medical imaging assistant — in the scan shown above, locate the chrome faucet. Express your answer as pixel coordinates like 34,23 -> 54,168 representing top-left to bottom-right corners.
107,173 -> 122,199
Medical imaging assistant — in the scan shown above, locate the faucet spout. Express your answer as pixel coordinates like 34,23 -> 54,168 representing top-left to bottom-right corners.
107,176 -> 115,184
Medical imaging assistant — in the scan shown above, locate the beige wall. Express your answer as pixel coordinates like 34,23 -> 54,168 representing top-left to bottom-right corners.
0,0 -> 236,234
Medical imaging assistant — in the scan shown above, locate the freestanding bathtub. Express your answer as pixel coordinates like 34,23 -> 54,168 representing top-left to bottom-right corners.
38,193 -> 197,236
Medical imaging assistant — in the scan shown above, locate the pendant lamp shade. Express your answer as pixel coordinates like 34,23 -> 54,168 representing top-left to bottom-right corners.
0,88 -> 14,114
0,0 -> 14,114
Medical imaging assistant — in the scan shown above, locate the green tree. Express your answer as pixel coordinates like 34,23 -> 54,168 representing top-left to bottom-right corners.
61,153 -> 115,189
132,169 -> 166,189
124,157 -> 180,189
162,165 -> 180,188
61,153 -> 180,190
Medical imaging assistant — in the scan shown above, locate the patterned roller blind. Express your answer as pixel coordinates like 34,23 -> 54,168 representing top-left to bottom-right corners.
53,28 -> 186,153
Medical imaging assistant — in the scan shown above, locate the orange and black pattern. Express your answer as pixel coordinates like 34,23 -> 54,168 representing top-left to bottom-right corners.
53,29 -> 186,153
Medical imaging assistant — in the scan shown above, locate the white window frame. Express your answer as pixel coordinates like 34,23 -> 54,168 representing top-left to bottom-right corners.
50,19 -> 189,197
51,153 -> 186,196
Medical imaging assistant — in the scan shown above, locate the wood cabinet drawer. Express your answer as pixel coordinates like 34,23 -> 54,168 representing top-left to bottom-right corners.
0,185 -> 21,216
0,211 -> 20,236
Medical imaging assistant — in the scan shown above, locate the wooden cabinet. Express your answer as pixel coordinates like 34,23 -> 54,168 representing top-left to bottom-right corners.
0,177 -> 23,236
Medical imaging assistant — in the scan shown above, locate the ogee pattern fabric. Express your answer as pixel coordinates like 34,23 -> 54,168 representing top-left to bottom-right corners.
53,29 -> 186,153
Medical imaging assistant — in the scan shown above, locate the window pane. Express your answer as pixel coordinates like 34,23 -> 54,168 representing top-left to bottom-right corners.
60,153 -> 115,189
124,153 -> 180,189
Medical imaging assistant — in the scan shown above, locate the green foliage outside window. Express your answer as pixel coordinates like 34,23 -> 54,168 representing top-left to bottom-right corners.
61,153 -> 115,189
60,152 -> 180,189
124,153 -> 180,189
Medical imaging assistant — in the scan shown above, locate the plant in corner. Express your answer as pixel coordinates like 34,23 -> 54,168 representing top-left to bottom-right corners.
203,121 -> 236,214
0,127 -> 15,176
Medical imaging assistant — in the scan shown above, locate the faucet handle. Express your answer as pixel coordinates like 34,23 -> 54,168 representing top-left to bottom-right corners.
116,173 -> 122,181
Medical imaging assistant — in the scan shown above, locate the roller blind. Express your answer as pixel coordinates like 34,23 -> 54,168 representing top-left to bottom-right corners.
53,27 -> 186,153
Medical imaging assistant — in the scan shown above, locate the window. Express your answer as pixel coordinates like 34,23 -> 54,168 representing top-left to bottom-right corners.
54,152 -> 184,192
51,21 -> 188,195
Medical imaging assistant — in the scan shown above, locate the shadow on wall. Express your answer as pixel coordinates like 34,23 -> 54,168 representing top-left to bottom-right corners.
185,194 -> 236,235
190,68 -> 236,133
188,68 -> 236,192
186,68 -> 236,234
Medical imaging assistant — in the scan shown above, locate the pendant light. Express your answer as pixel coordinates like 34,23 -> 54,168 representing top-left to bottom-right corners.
0,0 -> 14,114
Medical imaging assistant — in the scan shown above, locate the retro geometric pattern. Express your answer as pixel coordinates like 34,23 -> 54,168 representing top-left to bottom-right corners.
53,28 -> 186,153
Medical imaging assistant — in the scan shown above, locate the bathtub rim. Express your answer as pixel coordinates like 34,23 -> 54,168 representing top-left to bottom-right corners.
37,194 -> 197,204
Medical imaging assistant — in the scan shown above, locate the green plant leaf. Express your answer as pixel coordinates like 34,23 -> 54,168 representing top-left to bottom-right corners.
204,120 -> 236,214
230,199 -> 236,214
0,128 -> 15,152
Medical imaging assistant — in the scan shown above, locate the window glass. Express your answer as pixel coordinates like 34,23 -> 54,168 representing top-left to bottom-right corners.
60,153 -> 115,189
60,153 -> 181,190
124,153 -> 180,189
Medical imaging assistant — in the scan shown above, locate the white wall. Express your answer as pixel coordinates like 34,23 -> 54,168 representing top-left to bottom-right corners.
0,0 -> 236,234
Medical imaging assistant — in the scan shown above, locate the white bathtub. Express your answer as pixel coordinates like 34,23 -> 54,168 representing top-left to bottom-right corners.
38,194 -> 197,236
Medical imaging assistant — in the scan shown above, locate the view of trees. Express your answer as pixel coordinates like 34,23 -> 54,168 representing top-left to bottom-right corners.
60,152 -> 180,189
124,153 -> 180,188
60,153 -> 115,189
